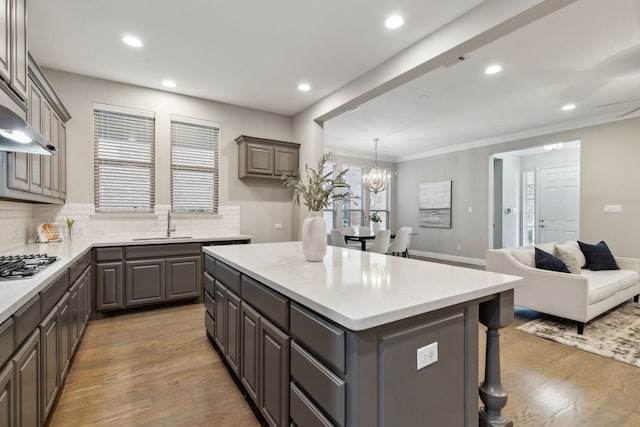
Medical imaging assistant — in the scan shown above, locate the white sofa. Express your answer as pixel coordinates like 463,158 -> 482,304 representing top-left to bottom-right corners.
486,241 -> 640,334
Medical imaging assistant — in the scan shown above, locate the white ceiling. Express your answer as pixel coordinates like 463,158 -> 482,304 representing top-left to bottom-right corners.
325,0 -> 640,160
27,0 -> 483,116
28,0 -> 640,162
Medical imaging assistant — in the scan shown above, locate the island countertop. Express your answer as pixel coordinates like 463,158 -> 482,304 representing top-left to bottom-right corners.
203,241 -> 521,330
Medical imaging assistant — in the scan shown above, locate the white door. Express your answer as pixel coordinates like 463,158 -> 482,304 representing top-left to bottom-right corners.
538,165 -> 580,243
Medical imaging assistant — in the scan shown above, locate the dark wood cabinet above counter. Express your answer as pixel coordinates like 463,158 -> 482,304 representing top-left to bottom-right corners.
236,135 -> 299,179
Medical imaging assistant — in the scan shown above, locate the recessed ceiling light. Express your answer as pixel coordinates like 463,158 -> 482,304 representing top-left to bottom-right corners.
122,35 -> 143,48
485,65 -> 502,75
162,80 -> 176,88
298,83 -> 311,92
561,103 -> 576,111
385,15 -> 404,29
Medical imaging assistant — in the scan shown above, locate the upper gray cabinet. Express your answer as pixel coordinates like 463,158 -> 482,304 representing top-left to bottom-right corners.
0,0 -> 27,102
236,135 -> 300,179
1,55 -> 71,204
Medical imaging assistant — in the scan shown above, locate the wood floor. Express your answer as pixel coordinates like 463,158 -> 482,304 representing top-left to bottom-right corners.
49,302 -> 640,426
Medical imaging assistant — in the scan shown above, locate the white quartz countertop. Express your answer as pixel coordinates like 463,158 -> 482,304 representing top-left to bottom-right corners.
0,234 -> 252,325
204,241 -> 522,331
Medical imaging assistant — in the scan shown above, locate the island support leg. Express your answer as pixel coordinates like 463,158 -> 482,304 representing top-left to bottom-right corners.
479,290 -> 514,427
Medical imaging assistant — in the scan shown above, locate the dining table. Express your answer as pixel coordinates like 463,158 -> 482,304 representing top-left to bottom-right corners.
344,232 -> 396,251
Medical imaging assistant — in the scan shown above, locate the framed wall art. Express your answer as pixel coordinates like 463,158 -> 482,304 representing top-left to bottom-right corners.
419,180 -> 452,228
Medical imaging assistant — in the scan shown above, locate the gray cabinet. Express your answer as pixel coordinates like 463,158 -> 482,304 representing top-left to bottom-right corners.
258,316 -> 289,427
214,281 -> 241,376
39,305 -> 59,423
166,255 -> 201,301
206,259 -> 290,427
12,329 -> 40,427
96,261 -> 124,311
57,293 -> 71,383
0,0 -> 26,101
236,135 -> 300,179
126,258 -> 166,307
0,361 -> 14,427
96,243 -> 205,313
1,56 -> 71,204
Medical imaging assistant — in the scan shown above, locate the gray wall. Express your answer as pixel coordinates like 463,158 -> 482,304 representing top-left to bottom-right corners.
396,116 -> 640,260
44,69 -> 295,243
495,153 -> 520,249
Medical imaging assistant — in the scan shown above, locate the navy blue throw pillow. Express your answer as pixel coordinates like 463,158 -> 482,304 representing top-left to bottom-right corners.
577,241 -> 619,271
535,247 -> 570,273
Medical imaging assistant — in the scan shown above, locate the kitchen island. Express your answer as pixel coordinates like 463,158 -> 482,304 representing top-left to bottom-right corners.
203,241 -> 520,427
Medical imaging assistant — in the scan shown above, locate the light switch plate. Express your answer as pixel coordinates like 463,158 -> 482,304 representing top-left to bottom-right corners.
603,205 -> 622,213
417,342 -> 438,370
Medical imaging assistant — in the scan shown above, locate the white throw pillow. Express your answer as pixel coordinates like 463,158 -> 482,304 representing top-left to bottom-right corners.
554,244 -> 581,274
556,241 -> 586,268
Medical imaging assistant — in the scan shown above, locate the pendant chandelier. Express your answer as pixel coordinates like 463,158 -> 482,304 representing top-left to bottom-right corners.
363,138 -> 388,194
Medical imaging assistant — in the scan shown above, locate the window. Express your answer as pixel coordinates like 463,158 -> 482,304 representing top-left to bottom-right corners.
341,165 -> 364,228
322,161 -> 336,232
94,104 -> 155,213
170,116 -> 220,213
369,182 -> 390,229
523,169 -> 536,245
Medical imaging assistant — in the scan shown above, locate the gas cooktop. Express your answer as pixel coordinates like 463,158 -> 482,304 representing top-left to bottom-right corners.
0,254 -> 57,280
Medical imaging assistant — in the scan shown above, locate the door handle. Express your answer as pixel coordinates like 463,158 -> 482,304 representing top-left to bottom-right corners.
540,225 -> 545,228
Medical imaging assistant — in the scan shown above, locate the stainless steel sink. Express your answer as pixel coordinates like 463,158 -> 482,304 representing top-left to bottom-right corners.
131,236 -> 193,241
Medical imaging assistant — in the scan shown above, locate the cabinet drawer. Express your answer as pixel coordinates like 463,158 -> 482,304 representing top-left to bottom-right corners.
95,247 -> 123,261
204,271 -> 215,296
205,311 -> 215,338
0,317 -> 14,368
290,382 -> 334,427
215,261 -> 241,295
204,254 -> 215,276
14,294 -> 40,349
291,341 -> 345,427
126,243 -> 201,259
204,290 -> 215,317
291,303 -> 345,373
41,271 -> 69,317
241,276 -> 289,331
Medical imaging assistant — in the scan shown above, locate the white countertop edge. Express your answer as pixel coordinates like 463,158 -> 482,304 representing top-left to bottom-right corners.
203,245 -> 522,331
0,234 -> 252,325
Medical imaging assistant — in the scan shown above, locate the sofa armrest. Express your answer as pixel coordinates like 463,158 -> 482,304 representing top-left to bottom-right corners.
486,249 -> 590,322
615,257 -> 640,272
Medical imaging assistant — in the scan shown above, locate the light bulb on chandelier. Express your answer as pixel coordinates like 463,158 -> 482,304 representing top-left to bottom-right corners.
364,138 -> 388,194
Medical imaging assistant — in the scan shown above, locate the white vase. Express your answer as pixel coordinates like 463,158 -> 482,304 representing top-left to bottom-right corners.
372,222 -> 381,233
302,211 -> 327,262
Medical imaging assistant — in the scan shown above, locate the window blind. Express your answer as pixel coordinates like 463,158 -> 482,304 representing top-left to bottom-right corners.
93,106 -> 156,213
170,116 -> 219,213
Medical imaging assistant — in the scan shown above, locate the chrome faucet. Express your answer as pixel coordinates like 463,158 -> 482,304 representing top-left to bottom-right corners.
167,210 -> 176,237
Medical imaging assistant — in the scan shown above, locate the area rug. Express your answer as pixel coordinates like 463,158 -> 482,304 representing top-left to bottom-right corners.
516,301 -> 640,367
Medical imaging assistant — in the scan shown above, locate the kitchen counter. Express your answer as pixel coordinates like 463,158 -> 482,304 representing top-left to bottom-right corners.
203,241 -> 521,426
0,234 -> 252,324
203,241 -> 520,330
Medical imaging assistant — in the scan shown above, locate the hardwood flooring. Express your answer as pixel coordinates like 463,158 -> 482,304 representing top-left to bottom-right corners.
50,302 -> 640,426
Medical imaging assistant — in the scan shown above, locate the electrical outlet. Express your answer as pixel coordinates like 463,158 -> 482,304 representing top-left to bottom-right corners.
457,244 -> 462,251
274,223 -> 283,229
417,342 -> 438,370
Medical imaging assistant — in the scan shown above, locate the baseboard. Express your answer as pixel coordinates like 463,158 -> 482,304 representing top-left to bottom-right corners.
410,250 -> 486,266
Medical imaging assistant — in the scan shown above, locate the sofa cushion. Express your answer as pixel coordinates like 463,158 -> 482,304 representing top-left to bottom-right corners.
535,248 -> 570,273
581,269 -> 639,303
578,241 -> 619,271
510,248 -> 535,267
556,241 -> 586,268
554,244 -> 581,274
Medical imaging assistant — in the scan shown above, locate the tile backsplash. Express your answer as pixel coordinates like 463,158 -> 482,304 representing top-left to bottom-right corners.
0,200 -> 242,252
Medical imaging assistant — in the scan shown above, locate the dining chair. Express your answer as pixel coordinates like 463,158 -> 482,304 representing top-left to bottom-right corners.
388,227 -> 411,257
330,229 -> 348,248
368,230 -> 391,254
342,226 -> 355,236
358,226 -> 371,236
403,227 -> 413,257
